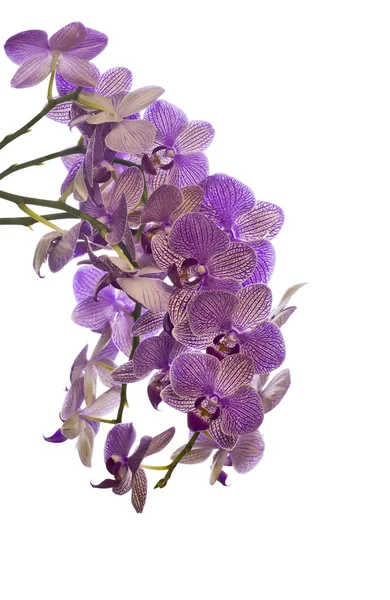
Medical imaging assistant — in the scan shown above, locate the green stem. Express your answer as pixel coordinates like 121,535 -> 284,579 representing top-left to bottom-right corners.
154,432 -> 200,489
141,464 -> 170,471
17,203 -> 65,234
0,146 -> 86,181
0,213 -> 75,226
115,302 -> 142,424
0,90 -> 81,151
47,54 -> 58,101
112,157 -> 142,169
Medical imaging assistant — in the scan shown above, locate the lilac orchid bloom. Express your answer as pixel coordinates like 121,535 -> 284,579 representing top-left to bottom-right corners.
187,284 -> 286,373
112,332 -> 185,409
201,174 -> 284,284
44,376 -> 121,467
172,429 -> 265,485
33,220 -> 92,276
92,423 -> 175,513
4,22 -> 107,88
72,265 -> 136,355
72,86 -> 165,154
161,353 -> 263,450
48,66 -> 134,125
150,212 -> 257,327
143,100 -> 215,189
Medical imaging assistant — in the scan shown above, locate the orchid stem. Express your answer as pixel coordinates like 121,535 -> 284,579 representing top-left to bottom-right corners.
0,213 -> 74,226
0,89 -> 81,151
154,432 -> 200,489
47,56 -> 58,101
0,146 -> 85,181
17,203 -> 65,234
141,464 -> 170,471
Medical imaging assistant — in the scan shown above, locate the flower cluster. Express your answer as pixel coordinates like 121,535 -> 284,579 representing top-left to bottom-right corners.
1,22 -> 304,513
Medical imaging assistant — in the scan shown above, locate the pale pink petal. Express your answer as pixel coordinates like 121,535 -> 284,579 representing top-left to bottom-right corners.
117,277 -> 172,312
117,86 -> 165,117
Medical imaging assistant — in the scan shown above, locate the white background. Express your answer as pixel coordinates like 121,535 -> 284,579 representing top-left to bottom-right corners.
0,1 -> 389,598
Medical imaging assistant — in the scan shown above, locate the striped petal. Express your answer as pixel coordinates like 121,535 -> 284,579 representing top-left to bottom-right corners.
201,173 -> 255,230
170,352 -> 220,398
215,354 -> 255,397
221,387 -> 264,435
240,322 -> 286,373
105,120 -> 156,154
104,422 -> 136,462
208,242 -> 257,282
233,284 -> 273,332
144,99 -> 187,145
5,29 -> 49,64
230,430 -> 265,473
169,212 -> 229,264
175,120 -> 215,153
10,52 -> 52,88
188,290 -> 237,336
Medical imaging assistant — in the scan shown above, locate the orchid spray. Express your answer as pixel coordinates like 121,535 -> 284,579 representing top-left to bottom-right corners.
0,21 -> 304,513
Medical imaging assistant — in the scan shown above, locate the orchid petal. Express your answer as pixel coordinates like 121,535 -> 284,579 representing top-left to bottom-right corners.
49,22 -> 86,51
233,284 -> 272,331
66,27 -> 107,59
104,423 -> 136,462
244,239 -> 276,285
188,290 -> 238,336
133,333 -> 173,378
210,449 -> 229,485
76,422 -> 95,467
261,369 -> 291,413
171,185 -> 204,222
222,387 -> 264,435
105,120 -> 156,154
208,420 -> 238,450
230,430 -> 265,473
117,86 -> 165,117
57,54 -> 99,87
111,361 -> 139,384
72,296 -> 116,330
208,242 -> 257,282
112,166 -> 144,212
161,385 -> 195,412
215,355 -> 255,397
175,120 -> 215,153
144,100 -> 188,146
170,352 -> 219,398
117,277 -> 172,313
96,67 -> 133,96
131,468 -> 148,513
141,185 -> 183,224
5,29 -> 49,64
169,212 -> 229,264
201,173 -> 256,229
233,202 -> 284,242
240,322 -> 286,373
132,311 -> 165,337
144,427 -> 175,457
10,52 -> 52,88
111,312 -> 134,356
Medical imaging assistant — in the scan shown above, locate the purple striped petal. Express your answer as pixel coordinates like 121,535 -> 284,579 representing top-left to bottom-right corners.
222,387 -> 264,435
131,468 -> 148,513
104,422 -> 136,462
215,355 -> 255,397
83,386 -> 121,418
208,242 -> 257,282
175,120 -> 215,153
49,22 -> 86,51
233,284 -> 273,332
127,436 -> 152,474
57,54 -> 99,87
171,153 -> 209,187
210,449 -> 229,484
244,240 -> 275,285
230,430 -> 265,473
55,71 -> 79,95
188,290 -> 238,336
132,311 -> 165,337
145,426 -> 176,457
73,266 -> 107,302
46,101 -> 72,123
208,419 -> 238,450
168,284 -> 200,326
112,166 -> 144,212
171,185 -> 204,222
105,194 -> 127,245
5,29 -> 49,64
112,312 -> 134,356
70,344 -> 88,382
117,277 -> 172,313
44,428 -> 67,443
233,202 -> 284,242
240,322 -> 286,373
144,100 -> 187,146
169,212 -> 229,264
160,385 -> 195,412
260,369 -> 291,413
10,52 -> 52,88
48,221 -> 92,273
72,296 -> 116,330
151,232 -> 181,270
33,231 -> 59,276
170,352 -> 219,398
201,174 -> 256,230
66,27 -> 107,59
96,67 -> 133,96
105,120 -> 156,154
133,333 -> 173,377
113,467 -> 133,495
91,478 -> 115,489
172,318 -> 214,349
112,360 -> 139,384
202,275 -> 241,293
141,185 -> 183,224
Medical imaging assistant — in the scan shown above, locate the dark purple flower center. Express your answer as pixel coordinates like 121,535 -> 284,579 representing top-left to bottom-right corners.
168,258 -> 207,288
142,145 -> 175,175
206,331 -> 240,360
106,456 -> 128,481
147,371 -> 170,410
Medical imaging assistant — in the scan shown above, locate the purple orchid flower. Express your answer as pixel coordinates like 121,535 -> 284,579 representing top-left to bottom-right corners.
44,376 -> 121,467
161,353 -> 263,450
143,100 -> 215,189
187,284 -> 286,373
48,66 -> 134,125
33,220 -> 92,276
171,429 -> 265,485
112,332 -> 185,409
92,423 -> 175,513
4,22 -> 107,88
200,174 -> 284,284
72,265 -> 136,355
150,212 -> 257,325
72,86 -> 165,154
